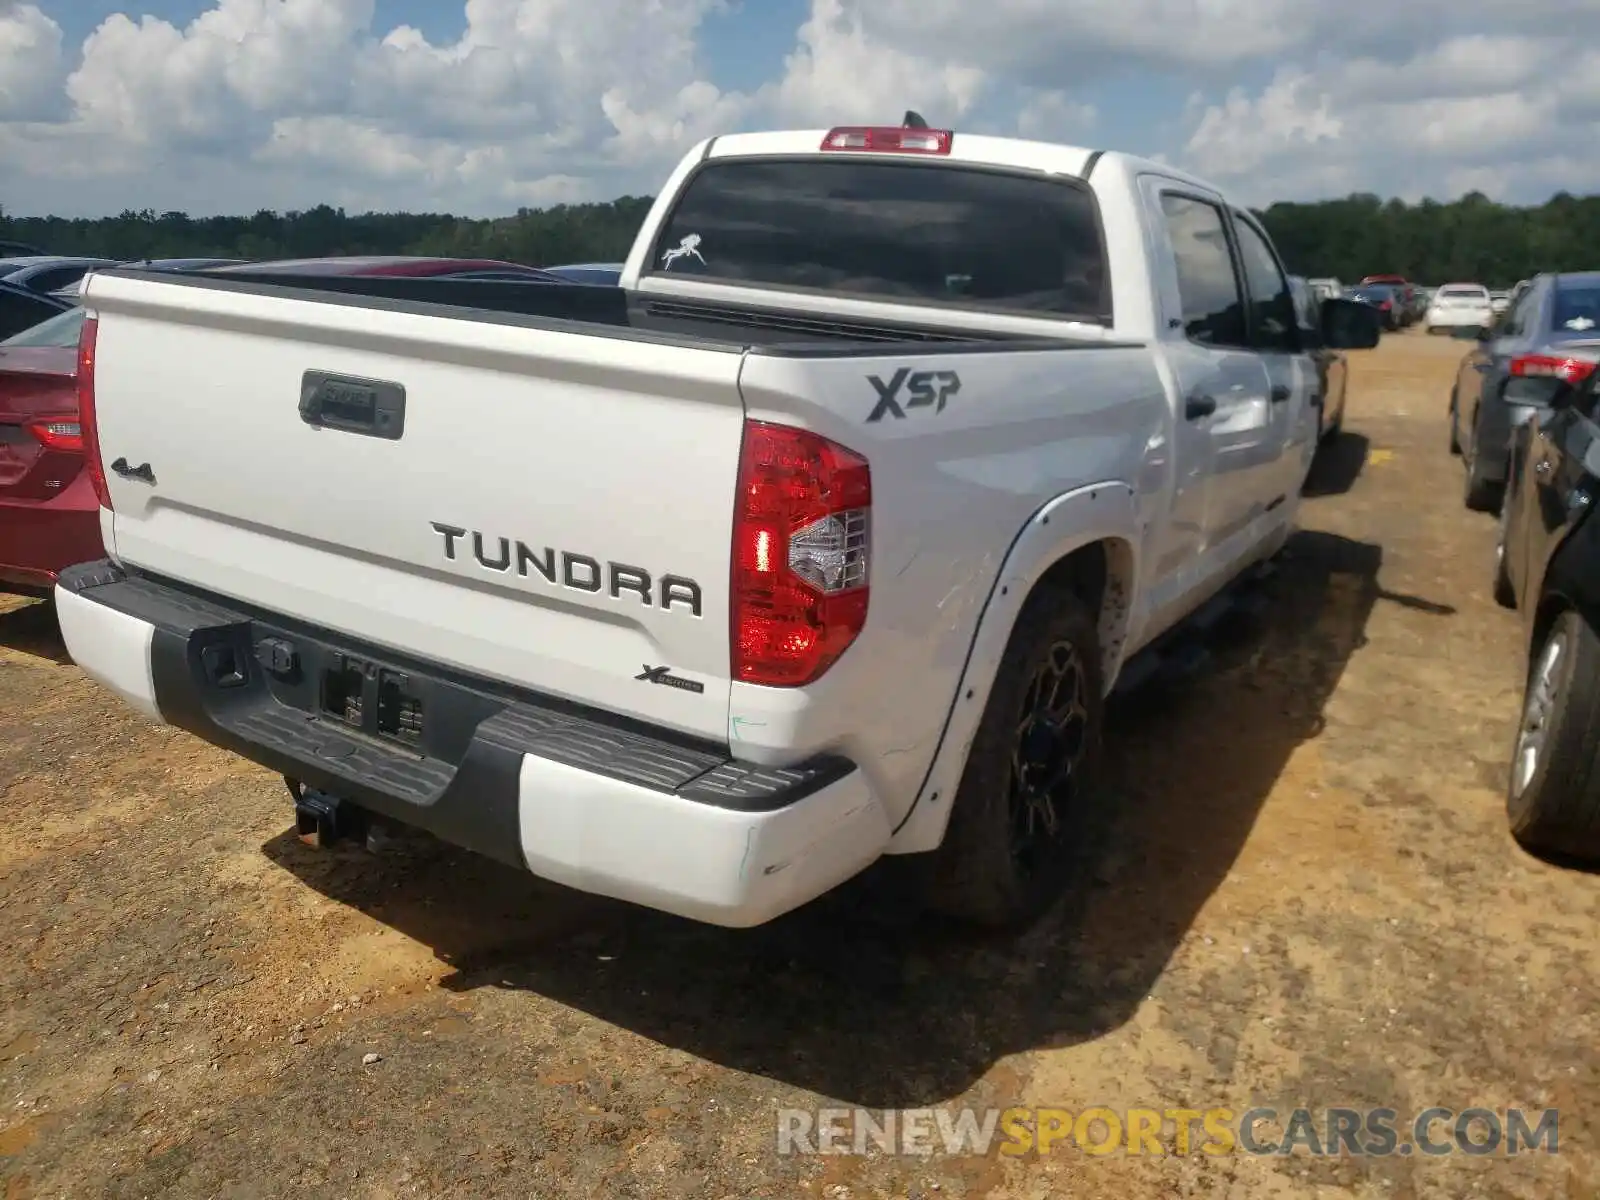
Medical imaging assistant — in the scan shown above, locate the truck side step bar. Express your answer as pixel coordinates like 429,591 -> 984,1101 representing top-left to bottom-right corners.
1112,555 -> 1279,696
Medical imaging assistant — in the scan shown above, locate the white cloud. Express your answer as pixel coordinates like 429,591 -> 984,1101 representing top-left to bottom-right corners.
1016,91 -> 1098,142
1180,35 -> 1600,204
1184,69 -> 1342,181
3,0 -> 747,215
758,0 -> 985,127
0,0 -> 1595,217
0,2 -> 66,120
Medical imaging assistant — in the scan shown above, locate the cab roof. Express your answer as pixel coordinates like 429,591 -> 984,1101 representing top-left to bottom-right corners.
702,128 -> 1225,196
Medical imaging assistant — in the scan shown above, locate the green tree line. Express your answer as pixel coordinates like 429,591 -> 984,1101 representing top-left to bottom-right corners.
4,190 -> 1598,286
0,199 -> 656,270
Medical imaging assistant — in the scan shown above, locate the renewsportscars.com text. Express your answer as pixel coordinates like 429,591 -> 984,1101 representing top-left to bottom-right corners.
776,1106 -> 1559,1158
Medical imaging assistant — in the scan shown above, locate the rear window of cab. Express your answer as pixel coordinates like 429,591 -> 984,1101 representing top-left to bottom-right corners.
647,157 -> 1112,323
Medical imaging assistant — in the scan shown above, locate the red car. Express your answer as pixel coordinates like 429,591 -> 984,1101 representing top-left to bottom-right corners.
0,306 -> 100,591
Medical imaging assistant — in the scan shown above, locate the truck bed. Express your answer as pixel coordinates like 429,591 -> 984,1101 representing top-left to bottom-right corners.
134,268 -> 1091,355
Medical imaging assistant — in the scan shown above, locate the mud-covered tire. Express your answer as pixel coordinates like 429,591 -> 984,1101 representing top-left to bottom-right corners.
1507,610 -> 1600,859
927,589 -> 1105,929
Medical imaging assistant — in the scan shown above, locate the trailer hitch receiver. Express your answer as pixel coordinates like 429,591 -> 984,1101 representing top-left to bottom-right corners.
285,777 -> 367,849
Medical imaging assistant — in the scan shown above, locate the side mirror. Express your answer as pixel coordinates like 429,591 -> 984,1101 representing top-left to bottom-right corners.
1320,297 -> 1382,350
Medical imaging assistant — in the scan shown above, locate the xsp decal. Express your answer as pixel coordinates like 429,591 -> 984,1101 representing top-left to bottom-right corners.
866,367 -> 962,422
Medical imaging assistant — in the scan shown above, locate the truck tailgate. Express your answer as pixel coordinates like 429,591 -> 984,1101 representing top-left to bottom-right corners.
85,273 -> 746,740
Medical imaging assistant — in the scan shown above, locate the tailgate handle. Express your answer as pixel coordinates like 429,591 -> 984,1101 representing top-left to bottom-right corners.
299,371 -> 406,441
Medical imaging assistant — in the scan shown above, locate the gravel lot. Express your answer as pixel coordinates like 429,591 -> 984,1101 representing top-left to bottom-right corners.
1,332 -> 1596,1199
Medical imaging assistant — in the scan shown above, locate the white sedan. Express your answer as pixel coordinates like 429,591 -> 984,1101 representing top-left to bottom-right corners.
1425,283 -> 1496,333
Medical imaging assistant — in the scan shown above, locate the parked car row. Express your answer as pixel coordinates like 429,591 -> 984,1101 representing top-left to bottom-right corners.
1336,273 -> 1534,337
1449,270 -> 1600,859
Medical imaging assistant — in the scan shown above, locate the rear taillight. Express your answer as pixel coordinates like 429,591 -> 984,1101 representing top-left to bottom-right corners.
76,314 -> 110,509
26,419 -> 83,452
1379,301 -> 1391,311
1510,354 -> 1596,384
732,421 -> 870,687
821,126 -> 953,155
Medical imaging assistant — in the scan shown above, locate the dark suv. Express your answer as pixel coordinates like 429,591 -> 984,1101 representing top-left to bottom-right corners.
1492,344 -> 1600,858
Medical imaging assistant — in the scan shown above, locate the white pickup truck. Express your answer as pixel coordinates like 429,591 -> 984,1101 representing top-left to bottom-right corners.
57,119 -> 1379,929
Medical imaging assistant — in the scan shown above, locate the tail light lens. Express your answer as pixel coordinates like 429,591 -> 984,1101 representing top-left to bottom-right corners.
732,420 -> 870,687
1509,354 -> 1596,384
76,314 -> 111,509
821,126 -> 953,155
26,419 -> 83,452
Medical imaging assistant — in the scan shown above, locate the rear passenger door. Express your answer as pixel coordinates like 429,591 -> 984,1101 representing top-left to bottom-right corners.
1141,182 -> 1275,616
1231,211 -> 1316,502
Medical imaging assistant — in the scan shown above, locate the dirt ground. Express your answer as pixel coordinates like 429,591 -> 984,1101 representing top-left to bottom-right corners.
2,332 -> 1597,1199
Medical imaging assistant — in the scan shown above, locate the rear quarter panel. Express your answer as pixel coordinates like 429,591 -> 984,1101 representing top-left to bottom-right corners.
730,343 -> 1169,834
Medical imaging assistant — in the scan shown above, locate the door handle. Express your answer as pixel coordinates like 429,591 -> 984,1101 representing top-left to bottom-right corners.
1185,393 -> 1217,420
1269,385 -> 1291,403
109,457 -> 155,484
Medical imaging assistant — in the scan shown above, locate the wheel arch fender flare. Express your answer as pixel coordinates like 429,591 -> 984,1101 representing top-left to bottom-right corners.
887,481 -> 1142,855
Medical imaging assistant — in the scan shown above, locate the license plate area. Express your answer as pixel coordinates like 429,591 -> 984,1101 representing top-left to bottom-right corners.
320,653 -> 424,749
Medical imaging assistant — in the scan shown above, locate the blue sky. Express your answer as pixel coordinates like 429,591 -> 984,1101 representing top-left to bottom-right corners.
2,0 -> 1595,218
